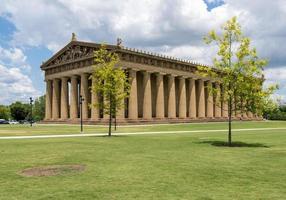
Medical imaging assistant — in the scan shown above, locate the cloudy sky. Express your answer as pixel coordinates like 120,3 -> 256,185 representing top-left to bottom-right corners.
0,0 -> 285,105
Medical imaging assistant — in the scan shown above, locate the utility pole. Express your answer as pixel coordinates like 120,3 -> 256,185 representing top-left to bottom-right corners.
29,97 -> 33,127
79,95 -> 84,133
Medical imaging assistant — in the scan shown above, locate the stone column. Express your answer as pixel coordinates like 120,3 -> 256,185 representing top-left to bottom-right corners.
155,73 -> 164,119
60,77 -> 69,120
223,101 -> 229,118
116,88 -> 125,120
142,71 -> 152,119
206,81 -> 214,118
235,97 -> 242,118
80,73 -> 89,120
167,75 -> 176,118
188,78 -> 196,118
214,82 -> 221,118
45,80 -> 52,120
128,70 -> 138,120
52,79 -> 60,119
91,80 -> 99,120
247,111 -> 253,119
178,77 -> 186,118
197,79 -> 205,118
221,86 -> 228,118
70,75 -> 79,119
241,101 -> 248,118
242,111 -> 248,119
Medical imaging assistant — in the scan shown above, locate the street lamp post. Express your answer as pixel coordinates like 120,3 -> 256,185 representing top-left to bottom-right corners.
29,97 -> 33,127
79,95 -> 85,133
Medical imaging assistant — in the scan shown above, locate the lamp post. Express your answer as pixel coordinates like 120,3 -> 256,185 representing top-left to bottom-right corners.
29,97 -> 33,127
79,95 -> 84,133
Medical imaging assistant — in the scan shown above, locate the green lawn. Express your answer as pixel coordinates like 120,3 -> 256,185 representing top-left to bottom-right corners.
0,120 -> 285,136
0,121 -> 285,199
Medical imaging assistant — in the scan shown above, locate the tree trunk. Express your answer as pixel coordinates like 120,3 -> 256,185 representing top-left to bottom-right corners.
108,95 -> 112,137
228,98 -> 232,146
114,106 -> 117,131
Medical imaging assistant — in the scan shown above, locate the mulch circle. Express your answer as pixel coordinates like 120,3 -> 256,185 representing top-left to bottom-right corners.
19,164 -> 86,177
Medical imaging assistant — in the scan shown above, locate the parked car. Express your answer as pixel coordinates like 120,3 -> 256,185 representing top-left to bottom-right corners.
9,120 -> 19,124
0,119 -> 9,124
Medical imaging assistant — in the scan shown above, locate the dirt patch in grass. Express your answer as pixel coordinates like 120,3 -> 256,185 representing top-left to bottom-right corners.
19,164 -> 85,177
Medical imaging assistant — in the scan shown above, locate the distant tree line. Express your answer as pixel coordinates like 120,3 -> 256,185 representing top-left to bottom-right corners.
0,95 -> 45,121
264,104 -> 286,120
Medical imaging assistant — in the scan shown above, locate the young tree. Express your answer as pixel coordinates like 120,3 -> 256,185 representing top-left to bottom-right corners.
91,45 -> 130,136
200,17 -> 277,146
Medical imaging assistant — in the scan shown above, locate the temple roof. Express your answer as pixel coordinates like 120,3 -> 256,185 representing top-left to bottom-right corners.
41,39 -> 210,70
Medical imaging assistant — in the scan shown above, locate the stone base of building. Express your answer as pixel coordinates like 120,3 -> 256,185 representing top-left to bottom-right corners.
41,117 -> 263,125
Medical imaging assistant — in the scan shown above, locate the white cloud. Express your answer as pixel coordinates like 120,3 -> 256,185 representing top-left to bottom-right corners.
0,46 -> 30,70
0,0 -> 285,103
264,67 -> 286,89
0,64 -> 40,105
205,0 -> 223,3
0,0 -> 233,52
264,67 -> 286,102
264,67 -> 286,81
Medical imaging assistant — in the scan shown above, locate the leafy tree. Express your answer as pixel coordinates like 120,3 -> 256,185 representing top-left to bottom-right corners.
91,45 -> 130,136
200,17 -> 277,146
10,101 -> 29,121
33,95 -> 45,121
0,105 -> 11,120
279,104 -> 286,112
262,97 -> 279,119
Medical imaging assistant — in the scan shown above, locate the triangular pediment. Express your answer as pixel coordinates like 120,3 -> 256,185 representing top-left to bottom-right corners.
41,41 -> 116,69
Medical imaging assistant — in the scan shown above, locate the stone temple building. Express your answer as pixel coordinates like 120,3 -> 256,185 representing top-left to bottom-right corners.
41,35 -> 256,124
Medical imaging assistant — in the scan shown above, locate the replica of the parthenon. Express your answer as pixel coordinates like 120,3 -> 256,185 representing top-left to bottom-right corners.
41,35 -> 257,124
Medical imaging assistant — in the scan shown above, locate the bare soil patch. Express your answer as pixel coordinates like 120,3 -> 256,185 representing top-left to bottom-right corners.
19,164 -> 85,177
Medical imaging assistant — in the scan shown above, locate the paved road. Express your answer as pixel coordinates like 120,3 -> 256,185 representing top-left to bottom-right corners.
0,127 -> 285,140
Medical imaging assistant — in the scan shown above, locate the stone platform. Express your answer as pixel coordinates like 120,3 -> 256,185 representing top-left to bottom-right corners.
41,117 -> 262,125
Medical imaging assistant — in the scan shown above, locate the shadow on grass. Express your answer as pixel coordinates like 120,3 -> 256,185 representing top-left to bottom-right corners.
95,135 -> 127,138
199,140 -> 270,148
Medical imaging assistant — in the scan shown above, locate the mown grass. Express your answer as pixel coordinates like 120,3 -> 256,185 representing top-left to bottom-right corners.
0,120 -> 285,136
0,121 -> 285,199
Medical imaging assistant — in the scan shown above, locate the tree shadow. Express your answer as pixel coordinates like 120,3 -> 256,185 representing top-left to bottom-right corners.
198,140 -> 270,148
95,135 -> 127,138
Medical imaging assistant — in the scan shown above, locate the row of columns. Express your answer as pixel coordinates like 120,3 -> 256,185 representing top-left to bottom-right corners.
45,70 -> 254,121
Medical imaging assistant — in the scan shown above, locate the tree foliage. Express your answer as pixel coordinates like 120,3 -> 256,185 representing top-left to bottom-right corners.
33,95 -> 45,121
10,101 -> 29,121
200,17 -> 278,146
0,105 -> 11,120
91,45 -> 130,136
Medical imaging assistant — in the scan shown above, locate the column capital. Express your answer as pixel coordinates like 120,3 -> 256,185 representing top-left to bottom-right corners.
61,77 -> 69,81
71,74 -> 79,78
128,68 -> 139,72
81,73 -> 90,77
187,77 -> 198,81
166,74 -> 176,78
53,78 -> 61,82
154,72 -> 166,76
141,70 -> 151,76
128,69 -> 137,77
177,76 -> 188,80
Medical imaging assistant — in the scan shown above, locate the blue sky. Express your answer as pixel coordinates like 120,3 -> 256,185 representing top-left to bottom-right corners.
0,0 -> 285,105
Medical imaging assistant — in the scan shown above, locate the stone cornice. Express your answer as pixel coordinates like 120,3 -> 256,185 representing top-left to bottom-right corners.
41,40 -> 211,76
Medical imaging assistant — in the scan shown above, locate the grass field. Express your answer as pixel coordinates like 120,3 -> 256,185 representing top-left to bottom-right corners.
0,121 -> 285,199
0,121 -> 285,136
